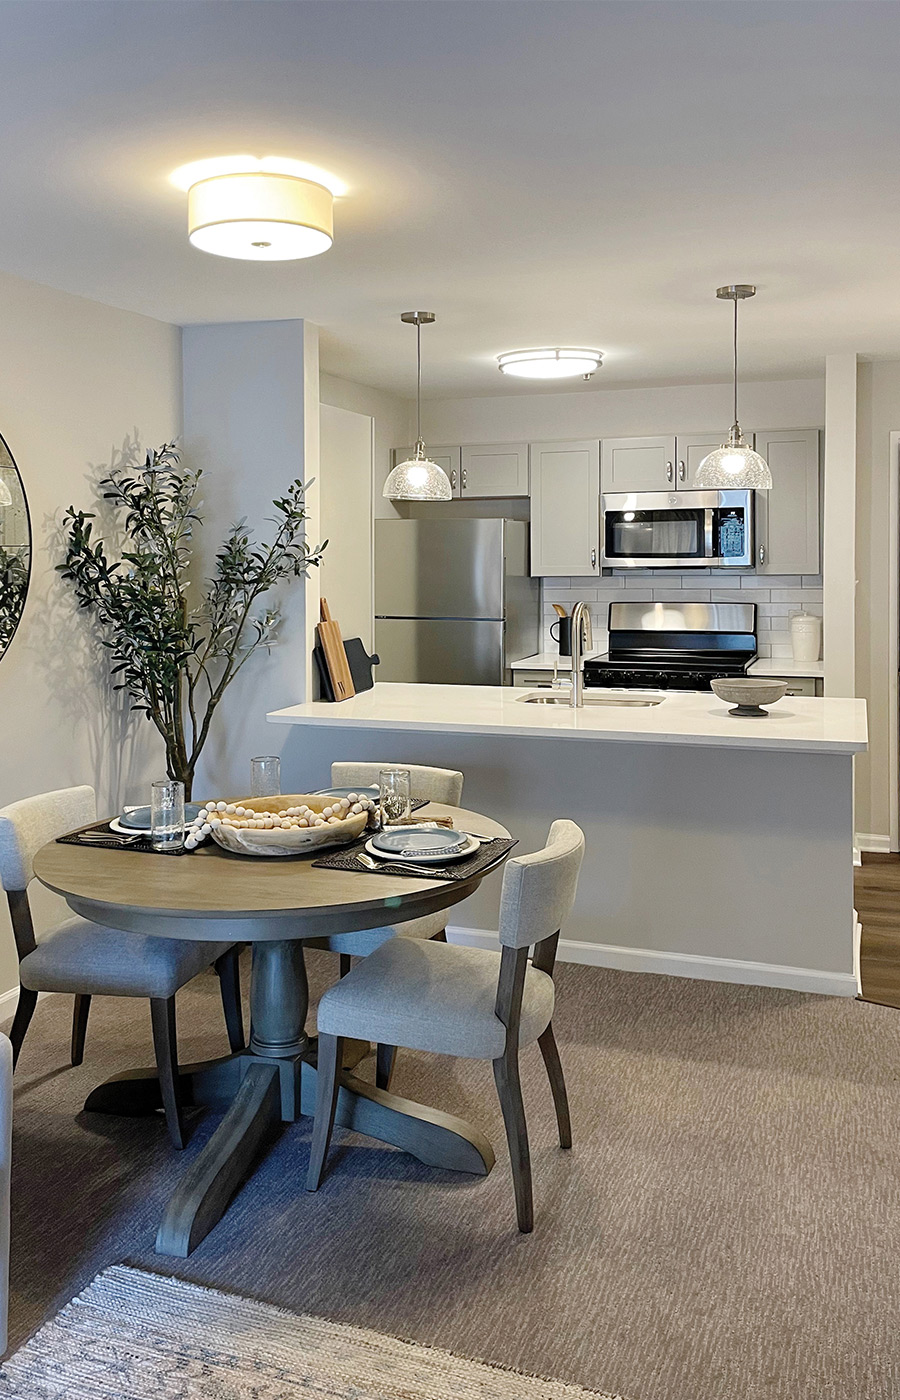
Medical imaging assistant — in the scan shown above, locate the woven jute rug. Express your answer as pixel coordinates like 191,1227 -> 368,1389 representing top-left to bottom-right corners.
0,1265 -> 628,1399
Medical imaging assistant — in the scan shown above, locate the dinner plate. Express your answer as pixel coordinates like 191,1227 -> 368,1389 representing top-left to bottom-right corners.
364,834 -> 479,866
117,804 -> 203,831
371,826 -> 469,857
314,786 -> 380,800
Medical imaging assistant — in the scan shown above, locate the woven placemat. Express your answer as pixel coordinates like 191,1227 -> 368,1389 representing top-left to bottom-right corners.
56,821 -> 189,855
313,835 -> 516,881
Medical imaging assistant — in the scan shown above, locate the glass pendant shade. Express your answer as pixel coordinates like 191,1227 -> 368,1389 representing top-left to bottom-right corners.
0,478 -> 11,507
383,442 -> 452,501
696,428 -> 773,489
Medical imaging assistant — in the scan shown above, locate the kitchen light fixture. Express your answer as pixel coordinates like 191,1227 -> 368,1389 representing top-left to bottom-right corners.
0,477 -> 11,508
497,347 -> 602,380
695,286 -> 773,489
172,156 -> 340,261
383,312 -> 452,502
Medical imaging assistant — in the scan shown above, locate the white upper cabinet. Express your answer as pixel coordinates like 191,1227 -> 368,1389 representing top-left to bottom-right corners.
460,443 -> 529,497
753,429 -> 820,575
394,445 -> 461,496
530,440 -> 600,576
600,436 -> 677,492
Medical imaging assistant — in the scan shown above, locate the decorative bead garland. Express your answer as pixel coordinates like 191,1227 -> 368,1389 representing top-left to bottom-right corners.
184,794 -> 377,851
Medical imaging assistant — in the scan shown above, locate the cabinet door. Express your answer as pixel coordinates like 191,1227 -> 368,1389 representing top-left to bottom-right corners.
460,443 -> 528,497
530,440 -> 600,576
674,431 -> 755,490
600,435 -> 676,492
393,445 -> 461,496
753,430 -> 820,575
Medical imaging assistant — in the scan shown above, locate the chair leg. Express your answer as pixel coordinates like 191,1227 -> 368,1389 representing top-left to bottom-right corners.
537,1023 -> 571,1149
214,947 -> 244,1053
9,986 -> 38,1071
339,954 -> 352,978
493,1048 -> 534,1233
375,1043 -> 397,1091
150,997 -> 186,1149
307,1033 -> 344,1191
71,994 -> 92,1067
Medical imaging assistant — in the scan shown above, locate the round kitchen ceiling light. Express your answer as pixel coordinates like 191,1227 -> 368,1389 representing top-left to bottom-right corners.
172,156 -> 342,261
497,347 -> 603,380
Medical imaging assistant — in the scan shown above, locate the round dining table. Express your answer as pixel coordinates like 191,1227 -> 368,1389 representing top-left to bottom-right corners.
33,802 -> 512,1258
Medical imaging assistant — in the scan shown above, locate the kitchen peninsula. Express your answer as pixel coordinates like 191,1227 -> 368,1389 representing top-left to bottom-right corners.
269,683 -> 867,996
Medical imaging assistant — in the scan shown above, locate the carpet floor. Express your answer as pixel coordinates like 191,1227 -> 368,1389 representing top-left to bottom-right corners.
5,952 -> 900,1400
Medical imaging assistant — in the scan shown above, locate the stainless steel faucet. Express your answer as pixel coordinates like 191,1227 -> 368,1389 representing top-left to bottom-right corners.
569,600 -> 589,708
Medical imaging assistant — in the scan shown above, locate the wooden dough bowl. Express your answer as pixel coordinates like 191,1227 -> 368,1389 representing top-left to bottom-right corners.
209,794 -> 370,858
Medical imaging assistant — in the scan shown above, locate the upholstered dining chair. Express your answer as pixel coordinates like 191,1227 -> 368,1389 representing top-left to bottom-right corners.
317,762 -> 466,974
307,819 -> 585,1233
0,785 -> 244,1148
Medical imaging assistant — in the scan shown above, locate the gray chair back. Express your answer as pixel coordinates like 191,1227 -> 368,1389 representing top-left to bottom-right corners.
330,762 -> 463,807
498,819 -> 585,949
0,786 -> 95,892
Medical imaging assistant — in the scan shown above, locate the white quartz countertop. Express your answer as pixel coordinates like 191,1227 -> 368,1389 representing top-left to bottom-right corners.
748,658 -> 825,679
511,651 -> 603,671
268,682 -> 866,755
514,653 -> 824,679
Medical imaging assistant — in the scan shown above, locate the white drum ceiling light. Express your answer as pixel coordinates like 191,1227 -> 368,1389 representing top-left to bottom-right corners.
497,347 -> 603,380
170,156 -> 346,261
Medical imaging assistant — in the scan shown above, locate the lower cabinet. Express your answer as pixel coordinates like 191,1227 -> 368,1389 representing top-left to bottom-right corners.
529,440 -> 600,576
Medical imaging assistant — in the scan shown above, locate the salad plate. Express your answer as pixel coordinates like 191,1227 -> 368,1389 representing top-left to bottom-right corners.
365,831 -> 478,865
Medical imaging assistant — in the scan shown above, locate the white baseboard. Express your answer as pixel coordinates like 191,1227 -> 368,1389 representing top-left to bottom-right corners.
856,832 -> 893,854
446,926 -> 859,998
0,986 -> 52,1021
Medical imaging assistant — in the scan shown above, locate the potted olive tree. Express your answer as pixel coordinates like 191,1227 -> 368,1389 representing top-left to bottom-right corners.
59,442 -> 324,798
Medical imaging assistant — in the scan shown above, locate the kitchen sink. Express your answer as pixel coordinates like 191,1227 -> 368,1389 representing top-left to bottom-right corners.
518,692 -> 664,707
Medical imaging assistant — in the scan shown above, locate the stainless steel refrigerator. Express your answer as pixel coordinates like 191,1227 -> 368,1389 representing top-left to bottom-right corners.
374,518 -> 540,685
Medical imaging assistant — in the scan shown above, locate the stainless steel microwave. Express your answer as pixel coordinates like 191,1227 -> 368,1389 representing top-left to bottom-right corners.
601,490 -> 754,569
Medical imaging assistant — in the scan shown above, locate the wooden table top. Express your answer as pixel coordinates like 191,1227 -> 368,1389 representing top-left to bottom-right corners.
33,803 -> 511,940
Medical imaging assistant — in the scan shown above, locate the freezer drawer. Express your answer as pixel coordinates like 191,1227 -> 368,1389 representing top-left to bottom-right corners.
374,618 -> 506,685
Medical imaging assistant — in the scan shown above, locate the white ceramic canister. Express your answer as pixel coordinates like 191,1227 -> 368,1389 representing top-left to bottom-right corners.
790,611 -> 822,663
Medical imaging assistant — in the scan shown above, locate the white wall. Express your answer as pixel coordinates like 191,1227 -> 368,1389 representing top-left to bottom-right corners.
320,403 -> 374,651
421,377 -> 825,444
319,372 -> 412,521
182,320 -> 320,799
855,360 -> 900,849
0,269 -> 182,993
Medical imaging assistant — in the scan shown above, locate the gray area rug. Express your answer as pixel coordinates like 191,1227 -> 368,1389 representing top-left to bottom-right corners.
5,950 -> 900,1400
0,1265 -> 625,1399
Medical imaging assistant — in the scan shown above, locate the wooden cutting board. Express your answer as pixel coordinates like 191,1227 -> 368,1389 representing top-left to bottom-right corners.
317,598 -> 355,701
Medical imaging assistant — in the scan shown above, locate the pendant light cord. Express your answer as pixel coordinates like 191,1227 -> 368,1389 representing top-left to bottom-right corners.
416,317 -> 422,444
733,293 -> 739,428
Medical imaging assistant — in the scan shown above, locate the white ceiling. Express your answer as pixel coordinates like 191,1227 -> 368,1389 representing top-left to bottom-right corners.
0,1 -> 898,397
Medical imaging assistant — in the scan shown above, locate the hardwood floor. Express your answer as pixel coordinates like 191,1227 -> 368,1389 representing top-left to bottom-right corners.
857,853 -> 900,1008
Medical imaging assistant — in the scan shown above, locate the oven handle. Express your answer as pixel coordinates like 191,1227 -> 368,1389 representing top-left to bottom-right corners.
704,509 -> 715,558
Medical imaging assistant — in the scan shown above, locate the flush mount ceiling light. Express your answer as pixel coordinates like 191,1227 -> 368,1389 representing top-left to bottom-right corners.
695,285 -> 773,490
383,312 -> 452,502
497,347 -> 603,380
171,156 -> 344,261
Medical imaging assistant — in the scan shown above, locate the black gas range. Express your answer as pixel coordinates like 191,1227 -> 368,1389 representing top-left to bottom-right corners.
584,601 -> 757,692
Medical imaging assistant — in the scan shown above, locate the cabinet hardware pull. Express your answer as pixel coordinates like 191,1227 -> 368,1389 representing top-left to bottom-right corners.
758,544 -> 766,566
678,460 -> 686,481
666,461 -> 674,482
590,548 -> 597,569
450,470 -> 457,488
462,468 -> 468,488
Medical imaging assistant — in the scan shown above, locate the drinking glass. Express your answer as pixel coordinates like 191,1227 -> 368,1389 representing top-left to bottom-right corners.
379,768 -> 411,826
251,755 -> 281,798
151,779 -> 185,853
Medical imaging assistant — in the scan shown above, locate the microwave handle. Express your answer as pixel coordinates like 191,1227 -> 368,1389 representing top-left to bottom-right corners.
704,509 -> 715,558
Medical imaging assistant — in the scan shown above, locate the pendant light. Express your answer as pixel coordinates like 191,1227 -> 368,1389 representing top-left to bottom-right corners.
695,285 -> 773,490
383,312 -> 452,502
0,478 -> 10,508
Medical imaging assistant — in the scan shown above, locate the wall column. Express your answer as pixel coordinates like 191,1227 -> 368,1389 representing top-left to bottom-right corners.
823,352 -> 857,699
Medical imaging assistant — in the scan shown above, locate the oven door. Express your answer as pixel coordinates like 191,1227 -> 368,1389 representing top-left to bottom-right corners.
601,491 -> 752,568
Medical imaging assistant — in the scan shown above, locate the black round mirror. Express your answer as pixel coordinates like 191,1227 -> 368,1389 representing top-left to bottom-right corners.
0,435 -> 30,658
